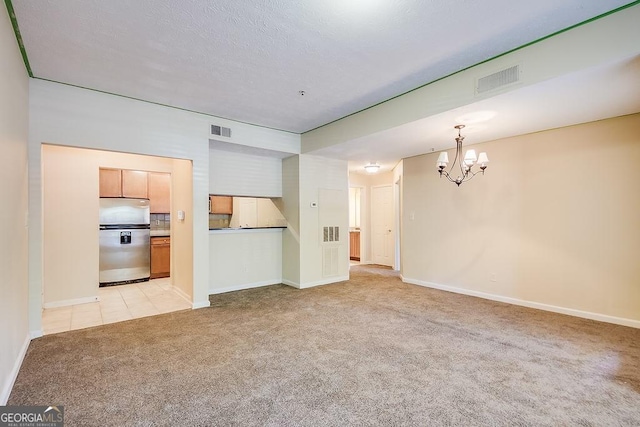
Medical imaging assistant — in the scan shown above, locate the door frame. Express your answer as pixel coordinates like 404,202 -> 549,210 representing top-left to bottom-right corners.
371,184 -> 395,267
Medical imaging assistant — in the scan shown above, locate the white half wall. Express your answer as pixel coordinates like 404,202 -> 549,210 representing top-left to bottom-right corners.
0,5 -> 30,405
402,114 -> 640,325
209,229 -> 283,294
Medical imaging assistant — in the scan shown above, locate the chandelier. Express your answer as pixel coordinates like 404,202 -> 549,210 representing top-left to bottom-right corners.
436,125 -> 489,186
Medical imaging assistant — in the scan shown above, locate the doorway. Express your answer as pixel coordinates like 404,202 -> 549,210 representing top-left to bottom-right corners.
371,185 -> 394,267
40,144 -> 194,333
349,187 -> 362,265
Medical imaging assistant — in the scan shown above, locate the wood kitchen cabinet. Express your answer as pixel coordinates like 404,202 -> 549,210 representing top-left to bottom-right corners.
148,172 -> 171,213
350,231 -> 360,261
150,236 -> 170,279
209,195 -> 233,214
122,170 -> 148,198
99,168 -> 149,199
99,168 -> 122,197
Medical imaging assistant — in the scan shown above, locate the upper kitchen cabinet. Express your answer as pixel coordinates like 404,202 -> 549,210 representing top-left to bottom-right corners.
122,170 -> 148,198
99,168 -> 122,197
209,195 -> 233,214
148,172 -> 171,213
99,168 -> 149,199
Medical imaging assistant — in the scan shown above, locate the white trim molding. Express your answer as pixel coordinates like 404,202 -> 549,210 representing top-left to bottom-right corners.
283,276 -> 350,289
192,300 -> 211,309
403,277 -> 640,329
210,279 -> 281,295
1,335 -> 30,405
298,275 -> 350,290
282,279 -> 300,289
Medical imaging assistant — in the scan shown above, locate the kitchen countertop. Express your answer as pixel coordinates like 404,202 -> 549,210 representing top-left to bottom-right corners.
209,226 -> 286,230
150,230 -> 171,237
209,226 -> 286,234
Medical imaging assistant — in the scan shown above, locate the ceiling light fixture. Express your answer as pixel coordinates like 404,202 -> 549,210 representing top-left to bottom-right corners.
436,125 -> 489,186
364,162 -> 380,173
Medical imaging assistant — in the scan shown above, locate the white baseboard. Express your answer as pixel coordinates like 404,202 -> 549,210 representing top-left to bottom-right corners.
282,279 -> 300,289
282,276 -> 349,289
44,295 -> 98,309
29,330 -> 43,339
298,275 -> 350,289
1,334 -> 30,405
210,279 -> 281,295
192,300 -> 211,309
403,277 -> 640,329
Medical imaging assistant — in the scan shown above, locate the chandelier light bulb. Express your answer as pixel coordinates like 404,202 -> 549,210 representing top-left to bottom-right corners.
477,152 -> 489,165
436,152 -> 449,165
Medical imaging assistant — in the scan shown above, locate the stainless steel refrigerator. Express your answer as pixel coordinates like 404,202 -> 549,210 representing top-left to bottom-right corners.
99,198 -> 151,286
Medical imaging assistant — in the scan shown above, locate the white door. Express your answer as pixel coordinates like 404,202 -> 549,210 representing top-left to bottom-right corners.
372,185 -> 394,266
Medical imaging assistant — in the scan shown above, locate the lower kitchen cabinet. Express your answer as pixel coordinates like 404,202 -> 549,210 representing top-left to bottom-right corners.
350,231 -> 360,261
150,237 -> 170,279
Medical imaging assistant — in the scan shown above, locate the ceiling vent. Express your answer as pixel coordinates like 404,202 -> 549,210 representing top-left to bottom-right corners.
476,64 -> 520,94
211,125 -> 232,138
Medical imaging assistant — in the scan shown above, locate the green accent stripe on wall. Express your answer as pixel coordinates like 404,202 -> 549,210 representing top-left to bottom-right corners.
4,0 -> 33,77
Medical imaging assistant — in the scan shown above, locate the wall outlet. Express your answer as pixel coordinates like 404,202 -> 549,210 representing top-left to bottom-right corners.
490,273 -> 497,282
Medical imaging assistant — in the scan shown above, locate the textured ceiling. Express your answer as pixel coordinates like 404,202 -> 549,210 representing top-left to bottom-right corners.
11,0 -> 634,133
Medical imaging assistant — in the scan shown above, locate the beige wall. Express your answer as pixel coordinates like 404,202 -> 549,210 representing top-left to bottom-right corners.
171,158 -> 194,299
402,114 -> 640,325
41,145 -> 192,305
0,6 -> 29,404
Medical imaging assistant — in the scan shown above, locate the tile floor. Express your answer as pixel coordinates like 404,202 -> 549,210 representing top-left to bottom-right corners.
41,278 -> 192,335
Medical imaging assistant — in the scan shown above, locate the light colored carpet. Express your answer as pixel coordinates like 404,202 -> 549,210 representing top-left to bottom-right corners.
9,265 -> 640,426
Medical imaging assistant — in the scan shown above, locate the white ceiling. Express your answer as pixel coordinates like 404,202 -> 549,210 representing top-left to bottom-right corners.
13,0 -> 629,133
11,0 -> 634,136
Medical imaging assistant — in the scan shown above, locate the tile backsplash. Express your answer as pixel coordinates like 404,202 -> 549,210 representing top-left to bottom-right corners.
209,214 -> 231,229
150,213 -> 171,232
